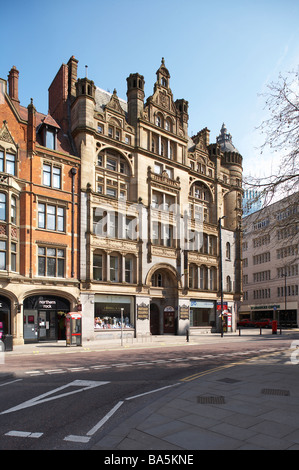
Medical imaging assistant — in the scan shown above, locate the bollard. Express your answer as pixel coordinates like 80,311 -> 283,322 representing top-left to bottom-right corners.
260,327 -> 262,335
186,328 -> 189,342
239,328 -> 241,336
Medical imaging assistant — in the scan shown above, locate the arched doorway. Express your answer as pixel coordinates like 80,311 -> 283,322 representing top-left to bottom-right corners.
23,295 -> 70,343
148,264 -> 179,335
0,296 -> 11,335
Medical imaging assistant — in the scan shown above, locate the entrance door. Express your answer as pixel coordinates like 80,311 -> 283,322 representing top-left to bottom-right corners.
164,307 -> 175,334
38,310 -> 57,341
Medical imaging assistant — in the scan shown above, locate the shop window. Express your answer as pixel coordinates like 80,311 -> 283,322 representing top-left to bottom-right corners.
38,246 -> 65,277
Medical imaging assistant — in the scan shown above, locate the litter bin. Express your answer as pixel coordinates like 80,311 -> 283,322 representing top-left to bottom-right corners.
3,335 -> 13,351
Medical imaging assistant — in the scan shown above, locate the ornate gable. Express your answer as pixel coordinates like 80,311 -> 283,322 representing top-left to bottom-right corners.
105,89 -> 125,116
0,120 -> 17,147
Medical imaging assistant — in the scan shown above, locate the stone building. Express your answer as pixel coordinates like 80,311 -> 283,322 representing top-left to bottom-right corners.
240,192 -> 299,326
0,56 -> 243,345
57,56 -> 242,341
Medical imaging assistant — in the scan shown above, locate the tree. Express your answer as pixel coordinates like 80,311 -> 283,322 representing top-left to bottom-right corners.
244,69 -> 299,206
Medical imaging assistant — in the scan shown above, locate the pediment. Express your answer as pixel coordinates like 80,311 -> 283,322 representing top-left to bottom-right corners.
0,121 -> 17,147
105,89 -> 125,116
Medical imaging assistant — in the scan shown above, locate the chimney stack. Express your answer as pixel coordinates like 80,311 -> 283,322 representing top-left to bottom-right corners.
8,66 -> 20,109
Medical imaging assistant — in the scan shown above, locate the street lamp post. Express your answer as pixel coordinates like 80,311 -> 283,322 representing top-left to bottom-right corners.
218,216 -> 226,338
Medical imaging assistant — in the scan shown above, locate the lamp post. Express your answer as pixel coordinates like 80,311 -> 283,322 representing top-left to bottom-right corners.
218,216 -> 226,338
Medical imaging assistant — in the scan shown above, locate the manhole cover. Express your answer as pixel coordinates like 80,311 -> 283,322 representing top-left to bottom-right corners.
261,388 -> 290,396
217,378 -> 241,384
197,395 -> 225,404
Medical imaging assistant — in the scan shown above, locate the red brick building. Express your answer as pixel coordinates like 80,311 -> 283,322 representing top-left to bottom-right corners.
0,65 -> 80,344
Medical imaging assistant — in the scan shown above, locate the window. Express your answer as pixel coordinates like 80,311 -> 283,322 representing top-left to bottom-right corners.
0,150 -> 16,176
226,276 -> 232,292
156,115 -> 161,127
0,241 -> 6,270
38,203 -> 65,232
11,196 -> 16,224
110,255 -> 119,282
93,254 -> 103,281
125,256 -> 133,283
43,163 -> 61,189
46,129 -> 56,150
98,124 -> 103,133
0,193 -> 6,221
38,246 -> 65,277
11,242 -> 17,272
226,242 -> 231,260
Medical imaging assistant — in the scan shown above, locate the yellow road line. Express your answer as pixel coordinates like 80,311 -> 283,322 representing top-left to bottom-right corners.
181,363 -> 236,382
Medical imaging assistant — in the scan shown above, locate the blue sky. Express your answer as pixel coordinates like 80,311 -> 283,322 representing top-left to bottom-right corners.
1,0 -> 298,178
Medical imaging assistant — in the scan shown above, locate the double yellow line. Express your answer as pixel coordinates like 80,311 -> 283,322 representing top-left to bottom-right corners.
180,363 -> 236,382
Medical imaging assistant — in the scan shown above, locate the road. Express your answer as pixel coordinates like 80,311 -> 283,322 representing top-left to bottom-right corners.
0,333 -> 295,450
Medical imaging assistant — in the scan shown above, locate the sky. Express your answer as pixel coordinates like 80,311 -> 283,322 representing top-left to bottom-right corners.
1,0 -> 299,179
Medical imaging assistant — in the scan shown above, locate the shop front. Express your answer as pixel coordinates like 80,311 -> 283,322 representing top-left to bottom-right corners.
94,294 -> 135,338
0,296 -> 11,335
23,295 -> 70,343
190,300 -> 216,333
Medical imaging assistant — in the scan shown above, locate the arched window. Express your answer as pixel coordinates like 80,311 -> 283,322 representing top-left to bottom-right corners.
226,242 -> 231,260
226,276 -> 232,292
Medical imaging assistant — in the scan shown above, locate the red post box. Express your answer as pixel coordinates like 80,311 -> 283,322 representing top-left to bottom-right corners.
66,312 -> 82,346
272,320 -> 277,335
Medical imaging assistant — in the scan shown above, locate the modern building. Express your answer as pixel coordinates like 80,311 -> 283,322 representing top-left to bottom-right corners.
0,56 -> 243,345
240,192 -> 299,326
0,65 -> 80,344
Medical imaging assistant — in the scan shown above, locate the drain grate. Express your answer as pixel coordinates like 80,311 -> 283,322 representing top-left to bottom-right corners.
197,395 -> 225,404
217,378 -> 241,384
261,388 -> 290,396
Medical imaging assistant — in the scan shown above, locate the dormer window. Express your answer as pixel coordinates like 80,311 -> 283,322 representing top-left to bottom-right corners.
46,129 -> 56,150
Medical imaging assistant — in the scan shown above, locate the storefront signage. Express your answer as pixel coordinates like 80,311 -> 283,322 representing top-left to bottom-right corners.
180,305 -> 189,320
191,300 -> 215,309
250,305 -> 280,310
38,300 -> 57,309
137,303 -> 149,320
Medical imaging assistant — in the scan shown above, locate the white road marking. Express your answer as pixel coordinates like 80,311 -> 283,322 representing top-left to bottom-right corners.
0,379 -> 23,387
125,383 -> 181,401
63,435 -> 90,443
86,400 -> 124,436
5,430 -> 43,438
1,380 -> 110,415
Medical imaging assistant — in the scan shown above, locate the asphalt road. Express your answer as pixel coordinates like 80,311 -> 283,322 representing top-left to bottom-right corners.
0,335 -> 294,450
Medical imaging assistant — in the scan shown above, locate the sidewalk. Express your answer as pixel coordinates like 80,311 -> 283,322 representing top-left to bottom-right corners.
3,330 -> 299,450
3,327 -> 296,356
92,347 -> 299,450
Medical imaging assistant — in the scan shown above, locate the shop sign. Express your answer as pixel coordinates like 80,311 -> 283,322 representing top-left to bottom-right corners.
180,305 -> 189,320
217,302 -> 228,311
38,300 -> 56,309
191,300 -> 215,309
137,303 -> 149,320
250,305 -> 280,310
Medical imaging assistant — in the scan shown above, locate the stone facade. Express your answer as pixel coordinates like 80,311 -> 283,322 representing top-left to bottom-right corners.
0,56 -> 243,344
